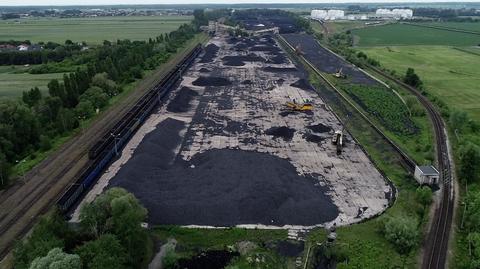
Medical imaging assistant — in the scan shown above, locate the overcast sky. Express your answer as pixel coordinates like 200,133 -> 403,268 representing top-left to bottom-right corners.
1,0 -> 479,6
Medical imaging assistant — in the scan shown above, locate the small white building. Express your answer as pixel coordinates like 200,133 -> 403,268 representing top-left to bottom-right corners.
414,165 -> 439,185
375,8 -> 413,19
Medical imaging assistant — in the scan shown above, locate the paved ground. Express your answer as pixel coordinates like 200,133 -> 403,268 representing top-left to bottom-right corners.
76,34 -> 392,228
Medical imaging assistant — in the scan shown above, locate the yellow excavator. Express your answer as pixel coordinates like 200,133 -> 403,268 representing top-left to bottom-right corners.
285,99 -> 313,112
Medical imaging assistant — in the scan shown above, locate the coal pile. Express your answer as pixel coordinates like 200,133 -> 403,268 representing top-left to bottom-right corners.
290,79 -> 313,91
111,148 -> 338,226
199,68 -> 211,73
265,126 -> 295,141
282,34 -> 379,86
242,79 -> 252,85
193,76 -> 232,87
267,54 -> 288,64
304,134 -> 324,144
167,87 -> 198,113
263,66 -> 297,73
250,45 -> 281,53
307,123 -> 331,133
199,44 -> 219,63
222,54 -> 266,66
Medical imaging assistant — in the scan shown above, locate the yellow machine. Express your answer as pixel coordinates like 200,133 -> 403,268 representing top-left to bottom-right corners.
285,100 -> 313,111
333,68 -> 347,79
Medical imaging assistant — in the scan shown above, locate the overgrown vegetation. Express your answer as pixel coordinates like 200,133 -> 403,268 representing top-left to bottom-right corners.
338,83 -> 418,135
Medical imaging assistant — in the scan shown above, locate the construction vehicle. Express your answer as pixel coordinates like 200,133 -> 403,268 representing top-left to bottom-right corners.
294,44 -> 304,56
332,130 -> 343,154
285,99 -> 313,112
333,68 -> 347,79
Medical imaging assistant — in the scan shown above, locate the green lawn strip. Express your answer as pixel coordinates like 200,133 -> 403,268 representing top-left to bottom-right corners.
353,24 -> 480,46
0,16 -> 192,44
0,71 -> 64,98
9,33 -> 207,180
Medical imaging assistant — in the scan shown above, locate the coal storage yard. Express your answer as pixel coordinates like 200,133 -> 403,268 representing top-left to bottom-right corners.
79,33 -> 393,228
282,33 -> 379,86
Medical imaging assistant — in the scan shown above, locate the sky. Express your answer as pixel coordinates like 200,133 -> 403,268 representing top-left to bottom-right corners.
0,0 -> 479,6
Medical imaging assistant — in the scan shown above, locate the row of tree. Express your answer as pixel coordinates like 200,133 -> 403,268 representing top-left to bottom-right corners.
15,188 -> 148,269
0,19 -> 201,188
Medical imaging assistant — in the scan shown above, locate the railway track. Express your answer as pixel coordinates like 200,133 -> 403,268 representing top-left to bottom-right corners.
280,33 -> 454,268
0,41 -> 202,263
366,66 -> 454,269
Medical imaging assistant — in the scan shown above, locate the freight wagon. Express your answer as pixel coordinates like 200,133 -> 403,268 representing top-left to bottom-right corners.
57,44 -> 203,213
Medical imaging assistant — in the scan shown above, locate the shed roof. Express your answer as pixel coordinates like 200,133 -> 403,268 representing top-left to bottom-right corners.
418,165 -> 439,175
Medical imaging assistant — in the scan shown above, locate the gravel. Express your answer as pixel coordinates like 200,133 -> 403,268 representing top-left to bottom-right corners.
263,66 -> 298,73
222,54 -> 266,66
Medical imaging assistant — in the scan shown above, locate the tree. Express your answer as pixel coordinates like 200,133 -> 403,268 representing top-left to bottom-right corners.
384,216 -> 419,254
465,192 -> 480,233
79,188 -> 148,266
404,68 -> 423,88
91,73 -> 118,97
80,86 -> 108,109
415,186 -> 433,219
459,143 -> 480,183
75,100 -> 95,118
14,213 -> 72,269
450,109 -> 469,132
0,151 -> 10,186
22,87 -> 42,107
29,248 -> 81,269
75,234 -> 126,269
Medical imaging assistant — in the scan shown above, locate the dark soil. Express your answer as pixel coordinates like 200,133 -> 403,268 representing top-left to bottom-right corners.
192,76 -> 232,87
166,87 -> 198,113
275,241 -> 304,257
307,123 -> 331,133
290,79 -> 313,91
199,44 -> 219,63
265,126 -> 295,141
176,250 -> 239,269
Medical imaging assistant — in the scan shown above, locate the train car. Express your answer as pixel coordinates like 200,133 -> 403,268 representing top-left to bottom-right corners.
58,44 -> 203,214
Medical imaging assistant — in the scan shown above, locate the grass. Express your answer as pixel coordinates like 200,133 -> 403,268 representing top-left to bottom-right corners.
0,66 -> 64,98
353,23 -> 480,46
0,16 -> 192,44
422,21 -> 480,32
360,46 -> 480,119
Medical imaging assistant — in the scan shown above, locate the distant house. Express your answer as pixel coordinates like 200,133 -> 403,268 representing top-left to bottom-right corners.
414,165 -> 439,185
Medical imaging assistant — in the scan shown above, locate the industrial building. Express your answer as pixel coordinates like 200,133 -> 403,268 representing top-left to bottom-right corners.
310,9 -> 345,21
414,165 -> 439,185
375,9 -> 414,19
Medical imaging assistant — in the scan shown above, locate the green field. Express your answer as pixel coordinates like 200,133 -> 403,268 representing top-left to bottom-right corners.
0,66 -> 63,98
0,16 -> 192,44
353,23 -> 480,46
423,21 -> 480,32
361,46 -> 480,119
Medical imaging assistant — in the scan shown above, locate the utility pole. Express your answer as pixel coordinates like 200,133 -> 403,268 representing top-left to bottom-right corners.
16,159 -> 26,184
